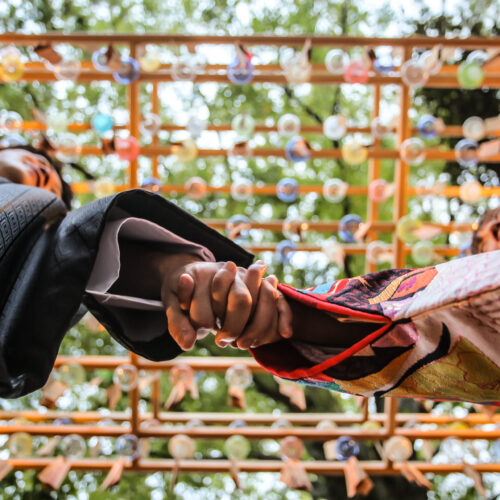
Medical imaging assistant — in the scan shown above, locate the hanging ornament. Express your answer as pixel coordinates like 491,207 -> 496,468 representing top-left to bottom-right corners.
60,434 -> 86,458
344,60 -> 369,84
283,40 -> 312,84
171,138 -> 198,162
99,456 -> 126,491
339,214 -> 363,243
279,436 -> 312,491
457,61 -> 484,89
93,178 -> 115,198
224,434 -> 251,489
276,177 -> 299,203
186,115 -> 208,138
40,372 -> 68,409
368,179 -> 394,202
55,134 -> 82,163
411,241 -> 435,266
478,138 -> 500,159
345,456 -> 374,497
230,178 -> 253,201
373,52 -> 395,75
282,217 -> 309,242
113,57 -> 140,84
0,134 -> 25,147
371,117 -> 390,139
92,46 -> 121,72
366,241 -> 392,265
396,216 -> 441,243
277,113 -> 301,137
383,436 -> 413,462
325,49 -> 349,74
400,60 -> 428,87
231,114 -> 255,137
285,136 -> 312,162
34,43 -> 62,67
8,432 -> 33,458
276,377 -> 306,410
276,240 -> 297,264
400,137 -> 426,165
336,436 -> 360,461
316,419 -> 337,460
56,363 -> 86,387
171,54 -> 197,81
185,176 -> 207,200
420,46 -> 443,76
228,45 -> 254,84
341,140 -> 368,165
0,46 -> 24,82
139,47 -> 162,72
226,364 -> 252,409
113,364 -> 138,392
462,116 -> 486,141
227,139 -> 252,165
417,115 -> 445,139
46,112 -> 69,133
168,434 -> 196,459
115,136 -> 140,162
53,59 -> 81,82
323,178 -> 348,202
140,112 -> 162,135
226,214 -> 251,240
91,113 -> 114,135
459,180 -> 483,204
165,363 -> 198,410
115,433 -> 141,460
0,111 -> 23,132
322,238 -> 345,267
324,115 -> 347,140
454,138 -> 479,168
140,176 -> 162,192
38,456 -> 71,490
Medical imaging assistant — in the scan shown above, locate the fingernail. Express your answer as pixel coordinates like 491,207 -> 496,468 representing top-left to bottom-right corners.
255,259 -> 266,267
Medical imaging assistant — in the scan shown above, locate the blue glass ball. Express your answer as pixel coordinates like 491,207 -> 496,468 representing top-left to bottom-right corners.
285,136 -> 311,162
226,214 -> 251,240
113,57 -> 140,84
373,56 -> 395,75
92,48 -> 109,71
417,115 -> 438,139
336,435 -> 360,460
276,177 -> 299,203
91,113 -> 114,135
276,240 -> 297,264
140,176 -> 162,192
339,214 -> 363,243
227,57 -> 254,84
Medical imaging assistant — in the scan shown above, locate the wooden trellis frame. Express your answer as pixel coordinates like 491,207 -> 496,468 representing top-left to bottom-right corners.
0,33 -> 500,484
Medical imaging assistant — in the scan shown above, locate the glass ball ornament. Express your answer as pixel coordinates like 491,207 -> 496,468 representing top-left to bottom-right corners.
283,54 -> 312,84
400,137 -> 426,165
466,50 -> 489,65
323,115 -> 347,140
420,50 -> 443,76
186,115 -> 207,138
0,46 -> 24,82
140,176 -> 161,192
373,54 -> 395,75
113,57 -> 140,84
61,434 -> 86,458
92,47 -> 111,71
226,214 -> 251,240
113,364 -> 138,391
336,436 -> 360,460
230,178 -> 253,201
93,178 -> 115,198
185,176 -> 207,200
366,241 -> 392,265
459,180 -> 483,204
344,60 -> 369,84
396,215 -> 422,244
280,436 -> 304,460
371,117 -> 390,139
8,432 -> 33,458
316,419 -> 337,430
455,139 -> 479,168
417,115 -> 439,139
339,214 -> 363,243
323,178 -> 348,202
57,363 -> 86,386
272,419 -> 293,429
168,434 -> 195,459
227,56 -> 254,84
55,134 -> 82,163
463,116 -> 486,141
139,49 -> 162,72
285,136 -> 311,162
116,434 -> 140,459
457,61 -> 484,89
412,241 -> 435,266
115,136 -> 140,162
368,179 -> 392,203
226,364 -> 252,389
172,138 -> 198,163
276,177 -> 299,203
231,114 -> 255,137
0,134 -> 26,148
325,49 -> 349,74
401,60 -> 428,87
140,112 -> 162,135
224,435 -> 251,460
171,55 -> 197,81
46,112 -> 69,133
91,113 -> 114,135
282,217 -> 309,242
276,240 -> 297,264
229,419 -> 248,429
384,436 -> 413,462
277,114 -> 301,137
0,111 -> 23,132
53,59 -> 81,82
341,141 -> 368,165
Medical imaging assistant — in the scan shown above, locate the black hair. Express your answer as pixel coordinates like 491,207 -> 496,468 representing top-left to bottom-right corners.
471,206 -> 500,254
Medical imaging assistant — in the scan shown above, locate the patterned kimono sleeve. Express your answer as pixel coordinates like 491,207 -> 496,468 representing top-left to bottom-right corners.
250,250 -> 500,404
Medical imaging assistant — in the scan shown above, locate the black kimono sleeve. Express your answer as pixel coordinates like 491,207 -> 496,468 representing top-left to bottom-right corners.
0,179 -> 253,398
